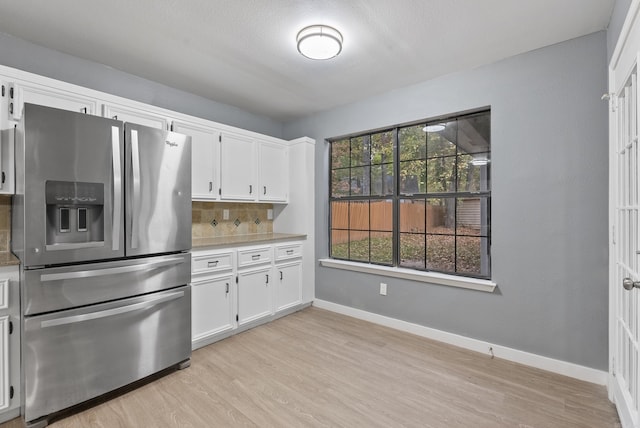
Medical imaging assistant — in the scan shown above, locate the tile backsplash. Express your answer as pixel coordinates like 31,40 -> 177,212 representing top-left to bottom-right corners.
0,196 -> 10,254
192,202 -> 273,239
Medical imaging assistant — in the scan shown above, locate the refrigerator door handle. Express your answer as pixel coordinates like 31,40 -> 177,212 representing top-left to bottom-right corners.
111,126 -> 122,251
40,290 -> 185,328
39,256 -> 185,282
131,129 -> 141,249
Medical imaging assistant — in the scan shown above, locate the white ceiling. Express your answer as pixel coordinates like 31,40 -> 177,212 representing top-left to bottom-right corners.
0,0 -> 615,122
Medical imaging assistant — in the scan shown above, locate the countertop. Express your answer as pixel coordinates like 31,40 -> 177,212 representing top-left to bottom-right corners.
192,233 -> 306,250
0,253 -> 20,267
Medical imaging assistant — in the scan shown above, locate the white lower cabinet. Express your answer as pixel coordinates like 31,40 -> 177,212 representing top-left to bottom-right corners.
191,274 -> 234,343
0,266 -> 19,423
237,266 -> 272,327
190,240 -> 304,350
275,261 -> 302,312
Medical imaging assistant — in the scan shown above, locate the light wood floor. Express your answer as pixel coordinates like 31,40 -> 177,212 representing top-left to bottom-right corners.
1,307 -> 621,427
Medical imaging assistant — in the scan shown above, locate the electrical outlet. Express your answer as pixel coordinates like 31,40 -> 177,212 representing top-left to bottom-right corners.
223,209 -> 229,220
380,282 -> 387,296
267,209 -> 273,220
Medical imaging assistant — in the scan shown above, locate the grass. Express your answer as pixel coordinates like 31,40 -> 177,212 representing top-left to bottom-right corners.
331,227 -> 484,275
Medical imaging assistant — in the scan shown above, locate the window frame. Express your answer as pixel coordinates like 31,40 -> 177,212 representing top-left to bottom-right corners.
328,109 -> 491,280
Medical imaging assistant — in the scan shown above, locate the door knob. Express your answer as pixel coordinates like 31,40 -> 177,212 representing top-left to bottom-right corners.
623,277 -> 640,290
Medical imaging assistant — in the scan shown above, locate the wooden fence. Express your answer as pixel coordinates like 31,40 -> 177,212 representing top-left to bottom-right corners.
331,199 -> 481,245
331,200 -> 445,244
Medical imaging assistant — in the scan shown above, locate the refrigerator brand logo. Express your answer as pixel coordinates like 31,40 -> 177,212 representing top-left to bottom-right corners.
165,140 -> 178,147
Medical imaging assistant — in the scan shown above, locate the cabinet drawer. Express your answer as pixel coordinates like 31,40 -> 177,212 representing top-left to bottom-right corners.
192,252 -> 234,275
237,247 -> 271,268
274,243 -> 303,261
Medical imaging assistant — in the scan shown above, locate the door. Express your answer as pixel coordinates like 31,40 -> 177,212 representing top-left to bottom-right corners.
610,4 -> 640,427
9,81 -> 98,121
275,261 -> 302,312
125,123 -> 191,256
172,120 -> 219,200
237,266 -> 272,326
220,133 -> 256,200
258,141 -> 288,202
103,103 -> 169,130
191,274 -> 234,345
17,104 -> 125,266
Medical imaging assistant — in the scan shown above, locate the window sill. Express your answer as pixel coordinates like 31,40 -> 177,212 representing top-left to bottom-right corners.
318,259 -> 497,293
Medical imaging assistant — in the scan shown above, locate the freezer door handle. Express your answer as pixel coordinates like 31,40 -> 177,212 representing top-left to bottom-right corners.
111,126 -> 122,251
40,290 -> 185,328
130,129 -> 141,249
39,256 -> 185,282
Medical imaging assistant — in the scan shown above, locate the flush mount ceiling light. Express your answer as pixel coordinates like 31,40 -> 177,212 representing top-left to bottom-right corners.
423,123 -> 446,132
471,154 -> 490,166
296,25 -> 343,60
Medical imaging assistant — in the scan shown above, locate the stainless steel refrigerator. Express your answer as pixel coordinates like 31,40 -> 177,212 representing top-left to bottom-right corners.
12,103 -> 192,427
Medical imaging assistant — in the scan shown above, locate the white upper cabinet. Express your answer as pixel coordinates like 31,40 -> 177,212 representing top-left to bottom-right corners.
9,81 -> 98,121
172,120 -> 220,201
219,134 -> 289,203
102,103 -> 169,130
219,133 -> 257,201
258,141 -> 288,202
0,82 -> 14,195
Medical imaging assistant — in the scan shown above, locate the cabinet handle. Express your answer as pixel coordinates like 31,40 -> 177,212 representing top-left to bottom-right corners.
113,115 -> 118,120
81,107 -> 87,114
209,181 -> 213,192
286,249 -> 294,255
266,274 -> 269,284
249,185 -> 253,194
207,260 -> 219,268
263,186 -> 266,195
280,271 -> 283,280
225,283 -> 229,294
251,254 -> 261,261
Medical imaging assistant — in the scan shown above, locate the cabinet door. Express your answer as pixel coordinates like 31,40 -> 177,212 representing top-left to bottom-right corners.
102,103 -> 169,130
9,82 -> 98,121
0,81 -> 13,194
172,121 -> 219,200
237,267 -> 272,326
258,142 -> 288,202
275,262 -> 302,312
220,133 -> 256,201
0,315 -> 8,412
191,275 -> 234,345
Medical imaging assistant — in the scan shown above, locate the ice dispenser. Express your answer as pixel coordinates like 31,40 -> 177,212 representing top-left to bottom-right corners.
45,181 -> 105,249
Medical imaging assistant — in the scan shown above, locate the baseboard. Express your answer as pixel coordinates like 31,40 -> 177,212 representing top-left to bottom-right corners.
312,299 -> 608,385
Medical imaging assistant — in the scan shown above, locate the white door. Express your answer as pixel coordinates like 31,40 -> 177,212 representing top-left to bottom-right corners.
275,261 -> 302,312
258,142 -> 288,202
237,267 -> 272,326
9,81 -> 98,121
610,4 -> 640,427
191,275 -> 234,345
172,121 -> 219,200
102,103 -> 169,130
220,133 -> 256,201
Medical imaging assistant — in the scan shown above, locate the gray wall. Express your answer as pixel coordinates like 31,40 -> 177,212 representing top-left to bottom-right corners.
283,31 -> 609,370
0,32 -> 283,138
607,0 -> 632,63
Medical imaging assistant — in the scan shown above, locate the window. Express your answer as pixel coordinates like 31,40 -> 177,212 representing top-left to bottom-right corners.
329,110 -> 491,279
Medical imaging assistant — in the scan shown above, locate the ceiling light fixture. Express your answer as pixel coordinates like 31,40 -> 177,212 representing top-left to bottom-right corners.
296,25 -> 343,60
471,154 -> 490,166
423,123 -> 446,132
